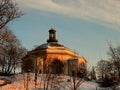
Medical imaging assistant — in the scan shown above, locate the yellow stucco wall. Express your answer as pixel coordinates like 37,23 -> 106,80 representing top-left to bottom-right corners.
45,48 -> 78,65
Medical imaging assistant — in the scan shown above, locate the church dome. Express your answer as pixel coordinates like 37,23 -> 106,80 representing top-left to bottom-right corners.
34,42 -> 69,50
33,28 -> 70,51
31,28 -> 78,57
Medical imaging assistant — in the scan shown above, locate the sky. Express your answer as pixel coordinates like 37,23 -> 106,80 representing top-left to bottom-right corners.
10,0 -> 120,66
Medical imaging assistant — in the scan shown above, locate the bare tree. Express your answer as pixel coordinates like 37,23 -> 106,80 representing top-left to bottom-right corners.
34,67 -> 62,90
96,60 -> 119,89
77,62 -> 87,78
0,27 -> 27,75
66,70 -> 86,90
50,59 -> 64,75
107,44 -> 120,77
34,59 -> 64,90
39,59 -> 64,90
22,54 -> 36,73
96,60 -> 111,78
0,0 -> 22,29
65,62 -> 87,90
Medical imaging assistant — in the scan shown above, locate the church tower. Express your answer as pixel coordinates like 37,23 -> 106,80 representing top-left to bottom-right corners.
47,28 -> 58,43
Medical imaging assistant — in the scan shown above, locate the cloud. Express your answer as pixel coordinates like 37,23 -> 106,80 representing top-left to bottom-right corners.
16,0 -> 120,30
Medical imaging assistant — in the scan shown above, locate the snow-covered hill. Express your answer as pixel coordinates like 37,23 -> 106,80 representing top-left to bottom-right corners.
0,73 -> 119,90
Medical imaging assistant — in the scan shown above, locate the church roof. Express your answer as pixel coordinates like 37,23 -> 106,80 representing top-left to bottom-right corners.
34,42 -> 70,51
30,28 -> 78,57
30,42 -> 78,57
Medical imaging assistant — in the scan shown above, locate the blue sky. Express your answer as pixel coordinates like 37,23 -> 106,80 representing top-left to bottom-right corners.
10,0 -> 120,66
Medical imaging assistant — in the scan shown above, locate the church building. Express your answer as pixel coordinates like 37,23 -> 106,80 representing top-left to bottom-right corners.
22,28 -> 87,74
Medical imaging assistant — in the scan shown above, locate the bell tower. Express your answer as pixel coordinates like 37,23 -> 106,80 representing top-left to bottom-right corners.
47,28 -> 58,43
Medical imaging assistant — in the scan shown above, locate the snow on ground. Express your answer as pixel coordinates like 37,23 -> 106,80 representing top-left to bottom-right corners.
0,73 -> 119,90
80,81 -> 97,90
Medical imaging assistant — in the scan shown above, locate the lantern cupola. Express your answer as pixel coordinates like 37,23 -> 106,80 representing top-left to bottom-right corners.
47,28 -> 58,43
